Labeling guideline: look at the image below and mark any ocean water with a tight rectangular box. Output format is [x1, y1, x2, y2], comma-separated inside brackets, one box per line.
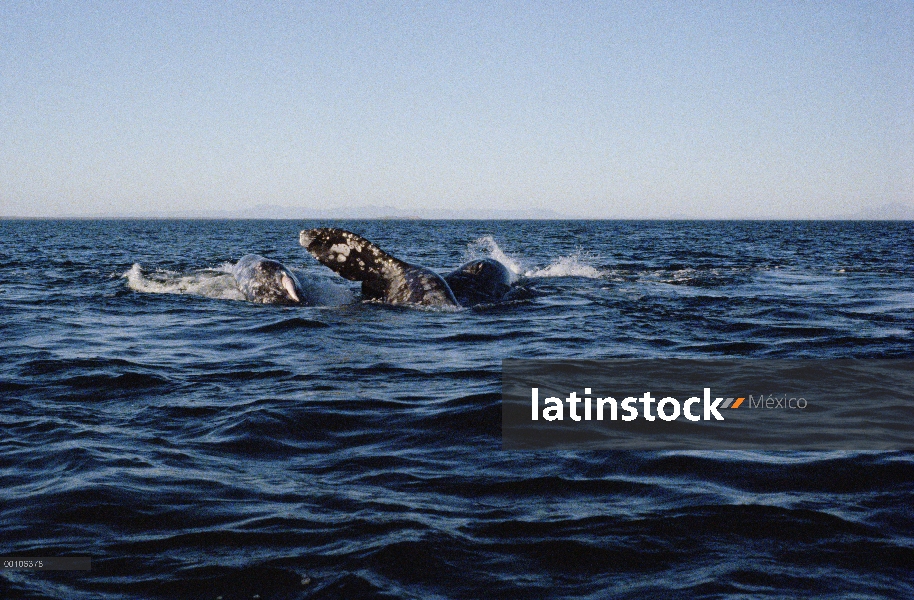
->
[0, 219, 912, 599]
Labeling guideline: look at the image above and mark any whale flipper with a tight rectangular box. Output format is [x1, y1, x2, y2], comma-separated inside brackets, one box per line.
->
[232, 254, 305, 305]
[299, 228, 459, 308]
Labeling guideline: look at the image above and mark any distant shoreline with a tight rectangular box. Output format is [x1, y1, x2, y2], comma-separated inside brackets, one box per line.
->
[3, 216, 913, 222]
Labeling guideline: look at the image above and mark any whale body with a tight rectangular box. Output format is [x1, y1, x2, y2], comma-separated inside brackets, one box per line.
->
[299, 229, 459, 307]
[299, 228, 526, 308]
[232, 254, 305, 305]
[444, 258, 513, 306]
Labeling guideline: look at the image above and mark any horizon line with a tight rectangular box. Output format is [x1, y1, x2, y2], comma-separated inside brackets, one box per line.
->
[3, 216, 913, 222]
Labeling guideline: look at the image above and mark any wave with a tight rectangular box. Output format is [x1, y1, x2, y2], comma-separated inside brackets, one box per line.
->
[467, 236, 604, 279]
[246, 317, 331, 333]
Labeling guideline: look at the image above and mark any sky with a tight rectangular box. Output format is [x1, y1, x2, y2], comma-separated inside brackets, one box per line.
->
[1, 1, 912, 218]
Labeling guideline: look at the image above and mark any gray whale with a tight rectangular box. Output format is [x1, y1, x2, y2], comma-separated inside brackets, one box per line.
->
[444, 257, 514, 306]
[232, 254, 305, 305]
[299, 228, 522, 308]
[299, 229, 458, 307]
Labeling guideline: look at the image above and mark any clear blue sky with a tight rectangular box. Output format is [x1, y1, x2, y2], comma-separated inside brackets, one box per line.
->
[1, 1, 911, 218]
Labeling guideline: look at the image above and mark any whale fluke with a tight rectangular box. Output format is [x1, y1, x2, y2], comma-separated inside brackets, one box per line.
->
[299, 228, 459, 307]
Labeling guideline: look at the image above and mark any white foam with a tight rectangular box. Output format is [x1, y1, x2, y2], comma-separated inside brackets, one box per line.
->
[123, 263, 246, 301]
[525, 253, 604, 278]
[466, 236, 604, 279]
[123, 262, 356, 306]
[466, 236, 524, 280]
[296, 271, 356, 306]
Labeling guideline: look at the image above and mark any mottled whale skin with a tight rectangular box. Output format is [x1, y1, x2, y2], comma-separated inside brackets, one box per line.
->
[299, 228, 460, 307]
[299, 228, 529, 308]
[232, 254, 305, 305]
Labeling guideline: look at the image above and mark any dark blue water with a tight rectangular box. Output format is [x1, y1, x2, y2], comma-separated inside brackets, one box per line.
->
[1, 220, 912, 599]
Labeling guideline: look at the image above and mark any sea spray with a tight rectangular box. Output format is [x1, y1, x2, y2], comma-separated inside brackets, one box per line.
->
[465, 236, 524, 282]
[122, 263, 244, 300]
[466, 236, 605, 279]
[123, 262, 355, 306]
[525, 252, 604, 278]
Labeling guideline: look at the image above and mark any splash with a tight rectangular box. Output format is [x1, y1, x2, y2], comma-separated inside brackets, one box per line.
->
[465, 236, 524, 280]
[123, 263, 355, 306]
[525, 253, 604, 278]
[300, 272, 356, 306]
[123, 264, 246, 301]
[466, 237, 604, 279]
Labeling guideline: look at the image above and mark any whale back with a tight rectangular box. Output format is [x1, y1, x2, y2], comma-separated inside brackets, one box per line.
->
[444, 258, 513, 306]
[299, 228, 459, 307]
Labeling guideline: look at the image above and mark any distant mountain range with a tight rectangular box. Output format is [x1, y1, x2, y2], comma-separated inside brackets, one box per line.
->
[52, 204, 578, 220]
[8, 202, 914, 220]
[843, 202, 914, 220]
